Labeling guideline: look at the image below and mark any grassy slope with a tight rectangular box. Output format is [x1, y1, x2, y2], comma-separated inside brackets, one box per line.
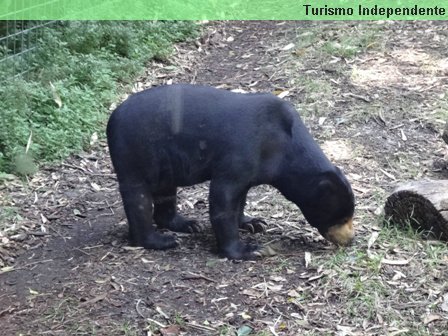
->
[0, 21, 198, 175]
[283, 21, 448, 335]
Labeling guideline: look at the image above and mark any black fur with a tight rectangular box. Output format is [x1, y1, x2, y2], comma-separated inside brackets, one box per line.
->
[107, 84, 354, 259]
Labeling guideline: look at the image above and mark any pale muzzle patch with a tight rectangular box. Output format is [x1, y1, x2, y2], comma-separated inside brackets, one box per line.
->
[325, 218, 354, 246]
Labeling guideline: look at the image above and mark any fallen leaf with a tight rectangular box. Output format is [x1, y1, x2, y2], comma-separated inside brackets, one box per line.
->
[380, 169, 396, 180]
[336, 325, 353, 336]
[268, 284, 283, 291]
[367, 232, 379, 249]
[50, 82, 63, 108]
[259, 245, 277, 257]
[160, 325, 181, 336]
[381, 259, 410, 265]
[348, 173, 362, 180]
[343, 92, 371, 102]
[423, 313, 441, 325]
[184, 199, 194, 209]
[392, 270, 406, 281]
[268, 325, 279, 336]
[388, 329, 409, 336]
[1, 266, 14, 274]
[271, 212, 283, 218]
[281, 43, 295, 51]
[90, 132, 98, 146]
[10, 233, 27, 241]
[252, 282, 283, 292]
[241, 289, 258, 297]
[25, 131, 33, 154]
[276, 90, 290, 99]
[307, 273, 325, 282]
[231, 88, 248, 94]
[80, 293, 107, 306]
[156, 306, 169, 319]
[141, 257, 154, 264]
[270, 275, 286, 282]
[400, 128, 407, 141]
[237, 325, 253, 336]
[373, 206, 383, 216]
[304, 251, 311, 268]
[91, 182, 101, 191]
[287, 289, 300, 298]
[211, 297, 227, 303]
[122, 246, 143, 251]
[441, 293, 448, 312]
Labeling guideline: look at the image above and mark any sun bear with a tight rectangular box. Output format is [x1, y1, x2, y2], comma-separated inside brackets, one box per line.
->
[107, 84, 355, 260]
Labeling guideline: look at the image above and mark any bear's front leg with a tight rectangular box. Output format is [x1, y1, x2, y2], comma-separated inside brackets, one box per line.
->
[209, 180, 260, 260]
[238, 194, 266, 233]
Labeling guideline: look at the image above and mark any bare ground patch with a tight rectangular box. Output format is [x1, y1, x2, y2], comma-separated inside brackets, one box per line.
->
[1, 21, 447, 335]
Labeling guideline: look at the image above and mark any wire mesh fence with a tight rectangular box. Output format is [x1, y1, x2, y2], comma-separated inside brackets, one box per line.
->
[0, 20, 58, 81]
[0, 0, 65, 81]
[0, 0, 109, 82]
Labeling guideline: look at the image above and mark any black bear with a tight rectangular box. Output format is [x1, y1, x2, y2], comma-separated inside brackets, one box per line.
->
[107, 84, 355, 260]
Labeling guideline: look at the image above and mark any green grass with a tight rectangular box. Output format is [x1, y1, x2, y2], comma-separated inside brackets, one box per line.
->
[294, 23, 383, 60]
[321, 28, 380, 58]
[432, 92, 448, 123]
[0, 206, 20, 230]
[288, 22, 390, 123]
[121, 322, 139, 336]
[172, 312, 187, 327]
[301, 77, 333, 105]
[310, 212, 447, 332]
[289, 76, 335, 120]
[0, 186, 23, 231]
[0, 21, 198, 175]
[294, 29, 320, 50]
[271, 258, 293, 273]
[40, 297, 144, 335]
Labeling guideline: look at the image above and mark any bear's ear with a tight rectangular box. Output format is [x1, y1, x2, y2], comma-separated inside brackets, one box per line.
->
[279, 110, 294, 137]
[317, 179, 336, 197]
[334, 166, 347, 177]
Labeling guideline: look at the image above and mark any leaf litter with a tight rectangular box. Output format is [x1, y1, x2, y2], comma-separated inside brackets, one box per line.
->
[0, 21, 447, 335]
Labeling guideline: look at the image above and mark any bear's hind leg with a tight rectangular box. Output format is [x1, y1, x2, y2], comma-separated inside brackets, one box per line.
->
[119, 182, 177, 250]
[153, 187, 201, 233]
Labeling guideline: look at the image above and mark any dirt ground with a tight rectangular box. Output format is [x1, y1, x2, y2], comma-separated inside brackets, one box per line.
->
[1, 21, 447, 335]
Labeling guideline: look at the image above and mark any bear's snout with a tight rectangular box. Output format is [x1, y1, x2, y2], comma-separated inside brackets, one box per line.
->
[324, 218, 354, 246]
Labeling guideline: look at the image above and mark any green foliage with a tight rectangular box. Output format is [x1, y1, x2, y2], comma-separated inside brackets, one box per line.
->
[0, 205, 21, 230]
[0, 21, 198, 174]
[320, 26, 381, 58]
